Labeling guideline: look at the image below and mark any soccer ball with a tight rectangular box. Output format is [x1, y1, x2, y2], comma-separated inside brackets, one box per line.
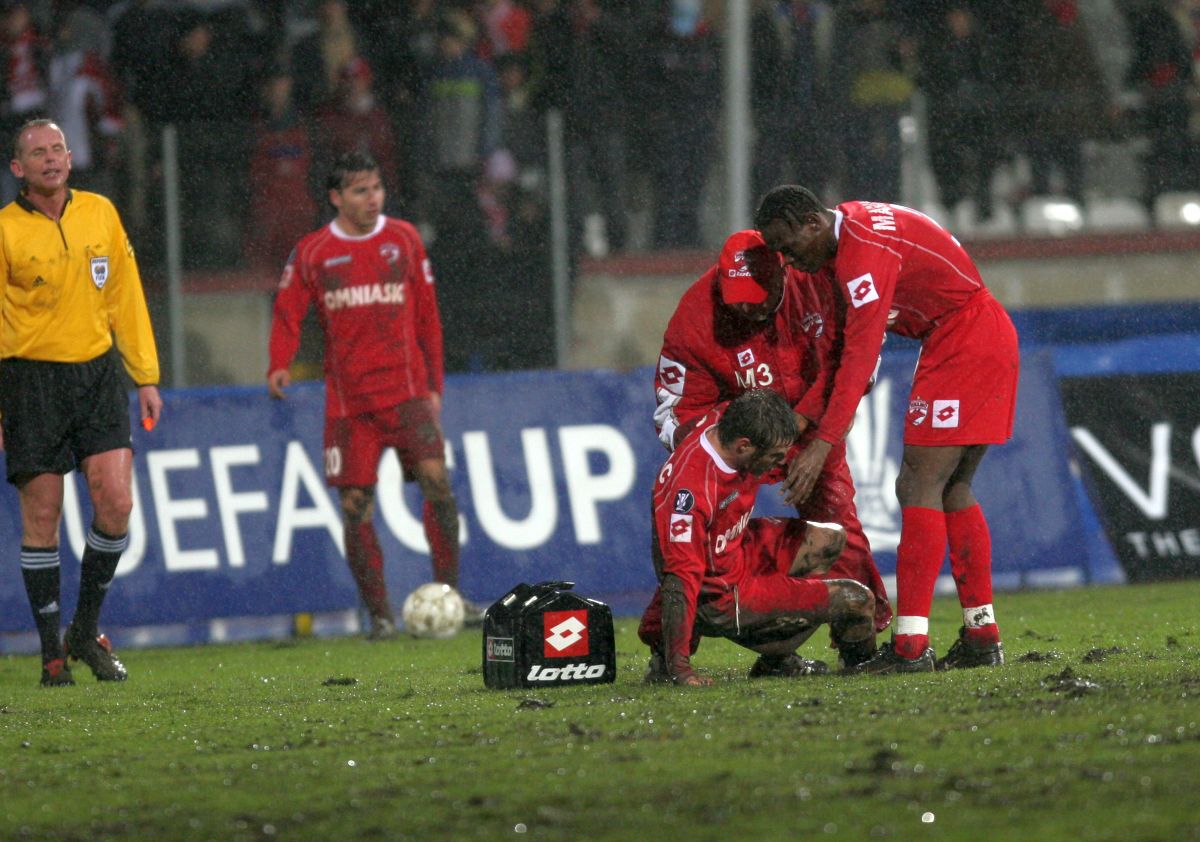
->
[401, 582, 466, 639]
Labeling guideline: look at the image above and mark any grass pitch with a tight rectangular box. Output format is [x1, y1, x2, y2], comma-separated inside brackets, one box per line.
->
[2, 581, 1199, 841]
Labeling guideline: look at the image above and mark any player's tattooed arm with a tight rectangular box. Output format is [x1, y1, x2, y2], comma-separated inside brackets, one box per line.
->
[660, 574, 713, 686]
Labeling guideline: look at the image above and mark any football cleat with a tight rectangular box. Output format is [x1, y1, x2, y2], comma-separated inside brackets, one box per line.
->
[366, 615, 399, 641]
[841, 642, 935, 675]
[936, 627, 1005, 670]
[64, 627, 127, 681]
[40, 657, 75, 687]
[643, 649, 671, 684]
[748, 653, 829, 678]
[461, 598, 487, 629]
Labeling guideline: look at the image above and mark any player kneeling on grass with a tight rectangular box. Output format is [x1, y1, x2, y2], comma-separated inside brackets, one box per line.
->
[638, 389, 876, 686]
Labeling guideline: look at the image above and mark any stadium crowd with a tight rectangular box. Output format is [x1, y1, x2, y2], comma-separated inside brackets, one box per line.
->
[3, 0, 1198, 370]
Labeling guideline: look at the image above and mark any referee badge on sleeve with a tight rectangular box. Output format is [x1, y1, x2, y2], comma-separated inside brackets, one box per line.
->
[90, 256, 109, 289]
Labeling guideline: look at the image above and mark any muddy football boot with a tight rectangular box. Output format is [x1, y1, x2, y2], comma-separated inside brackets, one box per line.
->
[749, 653, 829, 678]
[936, 627, 1005, 670]
[367, 616, 399, 641]
[40, 657, 75, 687]
[64, 626, 127, 681]
[841, 642, 935, 675]
[643, 649, 671, 684]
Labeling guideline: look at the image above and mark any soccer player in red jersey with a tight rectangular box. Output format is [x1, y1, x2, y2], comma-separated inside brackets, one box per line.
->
[267, 151, 473, 639]
[755, 185, 1018, 673]
[651, 229, 892, 669]
[639, 389, 877, 686]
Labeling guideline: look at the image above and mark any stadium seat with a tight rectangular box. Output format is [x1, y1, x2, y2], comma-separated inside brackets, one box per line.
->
[1085, 197, 1151, 232]
[1153, 192, 1200, 230]
[1021, 196, 1084, 236]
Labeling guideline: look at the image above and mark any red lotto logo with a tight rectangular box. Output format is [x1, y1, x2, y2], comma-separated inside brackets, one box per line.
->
[543, 610, 589, 658]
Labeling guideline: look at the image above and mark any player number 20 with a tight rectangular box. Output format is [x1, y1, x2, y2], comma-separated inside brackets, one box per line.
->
[324, 446, 343, 478]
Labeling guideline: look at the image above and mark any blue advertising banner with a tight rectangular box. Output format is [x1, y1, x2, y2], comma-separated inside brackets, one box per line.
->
[0, 347, 1110, 644]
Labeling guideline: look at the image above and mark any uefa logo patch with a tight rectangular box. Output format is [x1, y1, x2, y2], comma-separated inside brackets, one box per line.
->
[543, 610, 589, 658]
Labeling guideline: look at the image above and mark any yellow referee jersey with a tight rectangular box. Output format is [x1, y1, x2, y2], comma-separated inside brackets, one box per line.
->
[0, 189, 159, 385]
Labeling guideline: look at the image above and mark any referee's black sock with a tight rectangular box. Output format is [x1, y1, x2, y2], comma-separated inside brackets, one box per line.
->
[21, 546, 63, 661]
[74, 526, 128, 638]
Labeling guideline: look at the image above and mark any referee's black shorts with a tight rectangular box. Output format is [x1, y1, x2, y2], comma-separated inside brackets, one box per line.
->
[0, 351, 133, 485]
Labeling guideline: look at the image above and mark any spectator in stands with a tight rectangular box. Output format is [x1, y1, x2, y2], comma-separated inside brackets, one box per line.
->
[1124, 1, 1197, 214]
[1015, 0, 1110, 206]
[162, 12, 255, 269]
[829, 0, 915, 201]
[751, 1, 834, 202]
[919, 4, 1005, 222]
[291, 0, 359, 116]
[475, 0, 533, 60]
[0, 2, 48, 204]
[313, 56, 400, 206]
[426, 9, 501, 239]
[245, 68, 317, 271]
[48, 6, 121, 197]
[641, 0, 720, 249]
[530, 0, 632, 255]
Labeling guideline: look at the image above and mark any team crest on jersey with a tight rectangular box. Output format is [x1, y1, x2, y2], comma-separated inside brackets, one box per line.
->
[674, 489, 695, 513]
[908, 399, 929, 426]
[669, 513, 693, 543]
[801, 311, 824, 337]
[736, 349, 755, 367]
[657, 355, 687, 396]
[380, 243, 401, 264]
[846, 273, 879, 308]
[932, 399, 960, 428]
[90, 256, 109, 289]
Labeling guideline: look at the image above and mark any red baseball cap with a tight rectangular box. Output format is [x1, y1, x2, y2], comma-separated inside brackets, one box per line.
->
[718, 230, 778, 305]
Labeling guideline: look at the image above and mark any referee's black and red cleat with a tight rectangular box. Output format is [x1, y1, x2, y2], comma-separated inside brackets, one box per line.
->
[40, 657, 75, 687]
[936, 627, 1005, 670]
[64, 626, 128, 681]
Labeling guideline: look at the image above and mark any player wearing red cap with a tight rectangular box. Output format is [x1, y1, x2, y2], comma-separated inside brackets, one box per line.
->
[643, 389, 877, 686]
[755, 186, 1018, 674]
[267, 151, 476, 639]
[648, 229, 891, 672]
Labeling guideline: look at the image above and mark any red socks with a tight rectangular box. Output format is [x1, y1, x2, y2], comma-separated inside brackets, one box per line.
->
[946, 504, 1000, 645]
[424, 499, 461, 587]
[344, 520, 391, 620]
[893, 506, 946, 659]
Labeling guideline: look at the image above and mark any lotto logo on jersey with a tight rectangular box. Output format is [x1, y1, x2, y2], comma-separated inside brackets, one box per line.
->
[737, 349, 755, 367]
[847, 273, 879, 307]
[657, 355, 687, 395]
[543, 610, 589, 658]
[669, 513, 693, 543]
[933, 400, 960, 428]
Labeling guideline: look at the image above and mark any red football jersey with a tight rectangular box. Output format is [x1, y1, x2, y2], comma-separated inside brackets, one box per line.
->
[817, 200, 991, 445]
[651, 414, 767, 647]
[653, 266, 840, 449]
[268, 215, 444, 417]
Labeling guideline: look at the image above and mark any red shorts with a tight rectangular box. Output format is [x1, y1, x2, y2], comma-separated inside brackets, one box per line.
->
[697, 518, 832, 638]
[324, 397, 444, 487]
[905, 293, 1019, 446]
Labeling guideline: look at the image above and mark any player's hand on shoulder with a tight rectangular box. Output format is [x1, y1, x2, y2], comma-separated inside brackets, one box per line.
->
[267, 369, 291, 399]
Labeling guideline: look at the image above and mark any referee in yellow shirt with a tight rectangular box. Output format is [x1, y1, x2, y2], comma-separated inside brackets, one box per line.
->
[0, 119, 162, 687]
